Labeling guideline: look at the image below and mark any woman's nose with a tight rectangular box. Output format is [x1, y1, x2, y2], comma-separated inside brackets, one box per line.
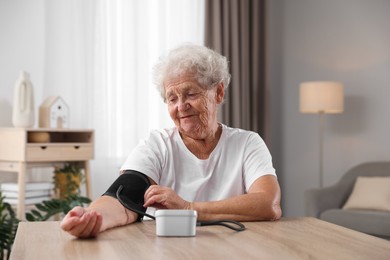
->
[178, 99, 189, 111]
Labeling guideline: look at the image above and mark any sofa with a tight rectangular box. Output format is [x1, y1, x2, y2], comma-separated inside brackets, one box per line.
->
[305, 161, 390, 239]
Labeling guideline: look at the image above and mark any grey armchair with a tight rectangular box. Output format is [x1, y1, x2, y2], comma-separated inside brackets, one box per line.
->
[305, 161, 390, 239]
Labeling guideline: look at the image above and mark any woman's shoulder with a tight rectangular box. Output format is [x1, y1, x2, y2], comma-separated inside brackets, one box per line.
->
[145, 126, 178, 144]
[221, 124, 266, 149]
[149, 126, 176, 137]
[222, 124, 259, 138]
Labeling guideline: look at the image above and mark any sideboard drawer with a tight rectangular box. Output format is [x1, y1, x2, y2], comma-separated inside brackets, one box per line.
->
[0, 161, 19, 171]
[26, 144, 94, 162]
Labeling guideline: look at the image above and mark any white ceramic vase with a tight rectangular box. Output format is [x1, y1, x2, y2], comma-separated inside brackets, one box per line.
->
[12, 71, 35, 128]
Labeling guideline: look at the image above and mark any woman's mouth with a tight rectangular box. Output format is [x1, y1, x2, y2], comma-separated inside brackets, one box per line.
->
[179, 114, 194, 119]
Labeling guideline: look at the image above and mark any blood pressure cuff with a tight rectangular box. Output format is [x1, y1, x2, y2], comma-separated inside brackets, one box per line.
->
[102, 170, 151, 221]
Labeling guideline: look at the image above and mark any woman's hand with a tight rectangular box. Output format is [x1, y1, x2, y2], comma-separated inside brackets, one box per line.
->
[143, 185, 191, 210]
[60, 206, 103, 238]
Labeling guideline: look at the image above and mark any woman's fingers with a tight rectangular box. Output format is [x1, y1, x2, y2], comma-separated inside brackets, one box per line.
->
[144, 185, 167, 207]
[60, 207, 103, 238]
[144, 185, 189, 209]
[67, 212, 92, 237]
[78, 211, 101, 238]
[144, 185, 159, 200]
[144, 194, 167, 208]
[90, 213, 103, 237]
[60, 206, 85, 232]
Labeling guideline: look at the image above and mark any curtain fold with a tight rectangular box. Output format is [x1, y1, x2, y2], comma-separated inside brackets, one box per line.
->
[204, 0, 267, 138]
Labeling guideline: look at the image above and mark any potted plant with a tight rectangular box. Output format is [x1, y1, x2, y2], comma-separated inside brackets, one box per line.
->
[25, 193, 91, 222]
[53, 163, 83, 199]
[25, 163, 91, 221]
[0, 192, 19, 260]
[1, 164, 91, 257]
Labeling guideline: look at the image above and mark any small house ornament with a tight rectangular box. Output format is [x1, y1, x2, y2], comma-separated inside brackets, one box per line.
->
[39, 96, 69, 128]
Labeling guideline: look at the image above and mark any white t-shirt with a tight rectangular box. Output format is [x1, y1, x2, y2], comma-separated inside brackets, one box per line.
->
[120, 124, 276, 202]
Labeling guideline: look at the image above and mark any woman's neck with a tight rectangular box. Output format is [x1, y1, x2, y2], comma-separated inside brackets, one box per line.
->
[180, 124, 222, 160]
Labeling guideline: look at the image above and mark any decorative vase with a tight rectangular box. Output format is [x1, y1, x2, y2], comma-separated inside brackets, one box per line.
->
[12, 71, 35, 128]
[54, 172, 81, 199]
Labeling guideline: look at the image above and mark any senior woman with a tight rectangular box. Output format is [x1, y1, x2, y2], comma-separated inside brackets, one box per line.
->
[61, 44, 282, 238]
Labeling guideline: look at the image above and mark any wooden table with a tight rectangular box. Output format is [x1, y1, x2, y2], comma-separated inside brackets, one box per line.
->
[10, 217, 390, 259]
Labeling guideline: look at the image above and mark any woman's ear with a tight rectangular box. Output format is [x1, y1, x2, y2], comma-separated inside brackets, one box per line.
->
[216, 82, 225, 104]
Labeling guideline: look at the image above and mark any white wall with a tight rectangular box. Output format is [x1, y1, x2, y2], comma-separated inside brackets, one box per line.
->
[0, 0, 92, 129]
[0, 0, 45, 127]
[0, 0, 92, 185]
[268, 0, 390, 216]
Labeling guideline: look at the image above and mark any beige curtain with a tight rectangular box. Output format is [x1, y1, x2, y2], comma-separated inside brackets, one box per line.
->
[204, 0, 267, 137]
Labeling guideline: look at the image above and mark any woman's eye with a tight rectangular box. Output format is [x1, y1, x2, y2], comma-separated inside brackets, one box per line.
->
[188, 93, 198, 97]
[168, 97, 177, 103]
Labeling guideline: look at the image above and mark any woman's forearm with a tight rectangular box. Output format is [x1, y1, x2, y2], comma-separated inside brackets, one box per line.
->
[190, 175, 282, 221]
[190, 192, 281, 221]
[89, 195, 138, 231]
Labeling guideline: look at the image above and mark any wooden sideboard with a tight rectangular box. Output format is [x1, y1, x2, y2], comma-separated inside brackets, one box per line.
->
[0, 127, 94, 219]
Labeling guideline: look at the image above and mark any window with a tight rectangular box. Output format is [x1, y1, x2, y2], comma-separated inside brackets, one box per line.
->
[89, 0, 205, 196]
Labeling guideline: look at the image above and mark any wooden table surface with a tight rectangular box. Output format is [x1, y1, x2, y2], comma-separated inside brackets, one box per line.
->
[10, 217, 390, 260]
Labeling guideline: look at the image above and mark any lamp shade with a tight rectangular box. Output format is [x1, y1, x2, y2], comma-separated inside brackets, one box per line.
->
[300, 81, 344, 114]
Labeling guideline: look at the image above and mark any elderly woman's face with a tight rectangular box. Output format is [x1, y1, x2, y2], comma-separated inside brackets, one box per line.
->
[165, 75, 223, 138]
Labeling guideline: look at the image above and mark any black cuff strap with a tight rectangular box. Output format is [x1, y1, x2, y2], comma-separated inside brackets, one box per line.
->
[102, 170, 246, 231]
[102, 170, 151, 222]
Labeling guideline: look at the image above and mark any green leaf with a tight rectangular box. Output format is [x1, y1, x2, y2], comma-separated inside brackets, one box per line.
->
[43, 200, 61, 209]
[26, 213, 38, 222]
[35, 203, 49, 212]
[0, 191, 20, 259]
[31, 209, 43, 218]
[79, 197, 92, 204]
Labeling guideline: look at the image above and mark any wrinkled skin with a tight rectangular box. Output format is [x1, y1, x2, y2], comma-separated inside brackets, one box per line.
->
[164, 74, 224, 159]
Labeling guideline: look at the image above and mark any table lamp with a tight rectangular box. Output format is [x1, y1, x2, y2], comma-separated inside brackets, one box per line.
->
[300, 81, 344, 187]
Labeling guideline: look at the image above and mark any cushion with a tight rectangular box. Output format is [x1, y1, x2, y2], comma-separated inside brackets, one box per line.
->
[320, 209, 390, 237]
[342, 176, 390, 211]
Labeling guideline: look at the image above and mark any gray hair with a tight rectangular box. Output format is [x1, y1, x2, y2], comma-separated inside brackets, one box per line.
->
[153, 44, 231, 102]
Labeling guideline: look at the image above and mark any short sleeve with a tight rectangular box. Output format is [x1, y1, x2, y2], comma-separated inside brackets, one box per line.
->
[120, 131, 168, 184]
[243, 133, 276, 191]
